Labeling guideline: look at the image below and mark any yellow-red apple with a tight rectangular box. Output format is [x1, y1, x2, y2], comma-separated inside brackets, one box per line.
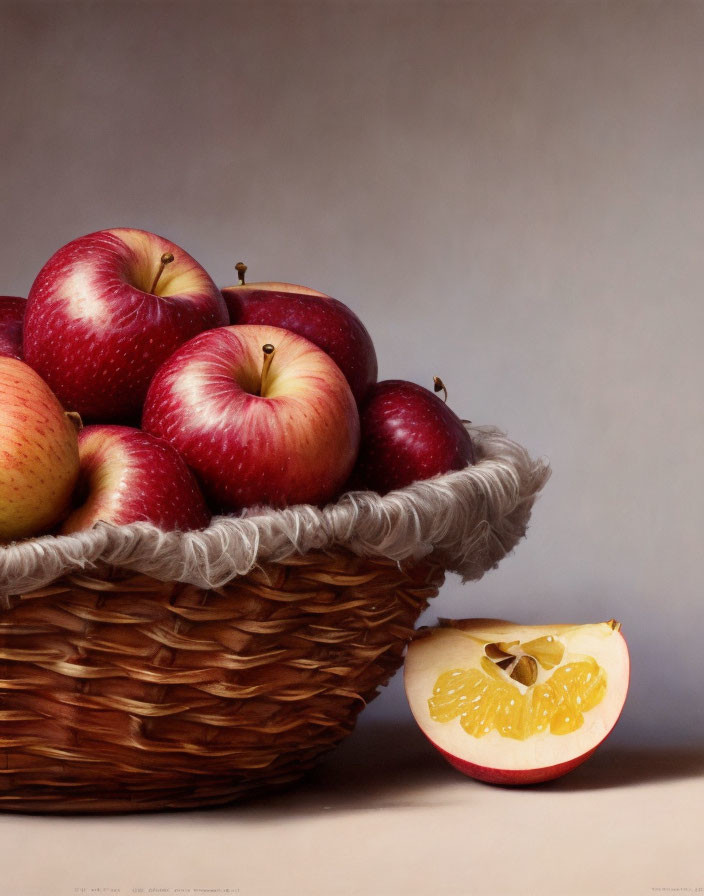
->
[0, 357, 80, 541]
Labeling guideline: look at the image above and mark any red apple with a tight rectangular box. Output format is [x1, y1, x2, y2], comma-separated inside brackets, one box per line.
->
[0, 296, 26, 359]
[23, 229, 228, 421]
[352, 379, 475, 494]
[405, 619, 630, 785]
[60, 425, 210, 534]
[225, 262, 329, 300]
[142, 324, 360, 511]
[0, 357, 80, 541]
[222, 264, 377, 403]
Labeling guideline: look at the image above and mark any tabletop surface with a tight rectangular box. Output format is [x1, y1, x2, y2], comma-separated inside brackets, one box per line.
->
[1, 716, 701, 896]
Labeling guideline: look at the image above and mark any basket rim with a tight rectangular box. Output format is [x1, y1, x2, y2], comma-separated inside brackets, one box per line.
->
[0, 425, 549, 598]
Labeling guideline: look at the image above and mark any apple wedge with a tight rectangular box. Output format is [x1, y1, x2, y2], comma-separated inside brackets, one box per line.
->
[405, 618, 630, 785]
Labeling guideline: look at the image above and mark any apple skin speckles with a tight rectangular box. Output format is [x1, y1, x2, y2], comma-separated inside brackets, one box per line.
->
[60, 425, 210, 533]
[351, 379, 475, 494]
[222, 286, 377, 404]
[142, 325, 360, 512]
[0, 357, 80, 541]
[23, 229, 228, 422]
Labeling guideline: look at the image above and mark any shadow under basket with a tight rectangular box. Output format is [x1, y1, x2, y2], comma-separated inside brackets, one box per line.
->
[0, 427, 549, 813]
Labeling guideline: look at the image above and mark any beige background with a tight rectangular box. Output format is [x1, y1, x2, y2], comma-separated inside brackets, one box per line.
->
[0, 1, 702, 893]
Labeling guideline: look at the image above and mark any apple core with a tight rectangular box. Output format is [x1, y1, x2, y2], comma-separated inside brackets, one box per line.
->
[429, 646, 608, 740]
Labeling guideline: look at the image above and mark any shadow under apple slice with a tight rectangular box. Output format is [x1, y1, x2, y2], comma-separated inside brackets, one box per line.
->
[229, 719, 704, 817]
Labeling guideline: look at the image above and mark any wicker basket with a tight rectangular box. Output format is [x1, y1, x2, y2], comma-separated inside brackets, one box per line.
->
[0, 427, 548, 813]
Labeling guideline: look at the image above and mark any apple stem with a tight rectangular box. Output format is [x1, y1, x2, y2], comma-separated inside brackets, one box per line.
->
[433, 376, 448, 403]
[260, 343, 275, 395]
[65, 411, 83, 432]
[150, 252, 175, 294]
[235, 261, 248, 285]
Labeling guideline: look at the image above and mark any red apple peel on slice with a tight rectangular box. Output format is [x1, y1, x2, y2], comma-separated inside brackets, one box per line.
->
[404, 618, 630, 785]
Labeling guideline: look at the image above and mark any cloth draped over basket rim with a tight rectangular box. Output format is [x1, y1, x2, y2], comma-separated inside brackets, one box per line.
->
[0, 426, 550, 599]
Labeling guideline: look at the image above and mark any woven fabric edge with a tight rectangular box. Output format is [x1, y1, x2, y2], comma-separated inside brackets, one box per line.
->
[0, 426, 550, 596]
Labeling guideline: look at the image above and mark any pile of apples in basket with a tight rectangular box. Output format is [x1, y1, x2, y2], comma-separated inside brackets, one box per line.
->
[0, 227, 629, 785]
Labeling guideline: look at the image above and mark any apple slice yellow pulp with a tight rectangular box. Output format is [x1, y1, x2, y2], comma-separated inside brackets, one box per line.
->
[404, 619, 630, 784]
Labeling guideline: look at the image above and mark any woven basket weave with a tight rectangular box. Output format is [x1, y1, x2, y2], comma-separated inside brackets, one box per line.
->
[0, 427, 548, 813]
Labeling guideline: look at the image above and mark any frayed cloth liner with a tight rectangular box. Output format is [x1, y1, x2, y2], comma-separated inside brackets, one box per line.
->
[0, 427, 549, 599]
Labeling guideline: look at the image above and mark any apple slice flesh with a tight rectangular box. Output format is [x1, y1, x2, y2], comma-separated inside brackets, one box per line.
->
[404, 618, 629, 785]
